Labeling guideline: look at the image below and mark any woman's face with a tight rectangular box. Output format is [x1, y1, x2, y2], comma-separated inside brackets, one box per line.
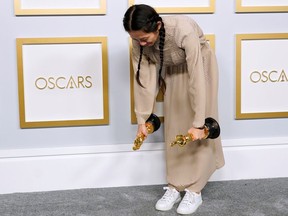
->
[129, 30, 159, 47]
[129, 22, 161, 47]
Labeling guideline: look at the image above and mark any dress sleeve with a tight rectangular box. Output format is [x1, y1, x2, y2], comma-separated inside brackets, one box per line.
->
[131, 41, 158, 124]
[177, 25, 206, 128]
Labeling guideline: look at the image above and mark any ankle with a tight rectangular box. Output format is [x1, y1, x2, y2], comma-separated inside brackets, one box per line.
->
[185, 189, 201, 195]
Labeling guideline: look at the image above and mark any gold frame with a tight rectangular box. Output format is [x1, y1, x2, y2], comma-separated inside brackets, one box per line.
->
[236, 33, 288, 119]
[130, 34, 215, 124]
[17, 37, 109, 128]
[236, 0, 288, 13]
[14, 0, 106, 15]
[128, 0, 215, 14]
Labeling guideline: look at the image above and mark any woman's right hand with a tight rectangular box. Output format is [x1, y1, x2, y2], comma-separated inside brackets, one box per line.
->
[188, 126, 205, 141]
[137, 124, 148, 137]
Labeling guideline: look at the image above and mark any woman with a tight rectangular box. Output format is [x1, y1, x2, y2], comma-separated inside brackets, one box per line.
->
[123, 4, 225, 215]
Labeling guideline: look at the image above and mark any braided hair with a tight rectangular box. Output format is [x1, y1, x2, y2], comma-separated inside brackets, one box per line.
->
[123, 4, 166, 92]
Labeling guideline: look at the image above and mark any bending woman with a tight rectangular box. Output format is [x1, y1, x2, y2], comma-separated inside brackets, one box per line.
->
[123, 4, 225, 215]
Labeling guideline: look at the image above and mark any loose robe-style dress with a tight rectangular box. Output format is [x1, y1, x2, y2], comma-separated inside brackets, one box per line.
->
[131, 16, 225, 192]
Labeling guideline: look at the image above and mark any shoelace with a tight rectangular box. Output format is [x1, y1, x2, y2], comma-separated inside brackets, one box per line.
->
[161, 187, 177, 201]
[181, 189, 196, 206]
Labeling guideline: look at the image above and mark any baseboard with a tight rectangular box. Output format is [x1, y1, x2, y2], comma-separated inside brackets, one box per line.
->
[1, 137, 288, 194]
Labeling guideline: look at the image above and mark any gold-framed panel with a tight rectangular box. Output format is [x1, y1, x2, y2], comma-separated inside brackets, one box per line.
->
[128, 0, 215, 14]
[236, 33, 288, 119]
[130, 34, 215, 124]
[14, 0, 106, 15]
[17, 37, 109, 128]
[236, 0, 288, 13]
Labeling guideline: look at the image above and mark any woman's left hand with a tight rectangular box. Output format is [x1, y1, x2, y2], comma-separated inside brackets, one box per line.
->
[188, 127, 205, 141]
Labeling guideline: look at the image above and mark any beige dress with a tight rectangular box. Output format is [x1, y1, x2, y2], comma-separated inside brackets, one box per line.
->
[131, 16, 225, 192]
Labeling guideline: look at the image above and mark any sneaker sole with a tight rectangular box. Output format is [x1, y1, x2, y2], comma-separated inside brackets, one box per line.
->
[176, 200, 203, 215]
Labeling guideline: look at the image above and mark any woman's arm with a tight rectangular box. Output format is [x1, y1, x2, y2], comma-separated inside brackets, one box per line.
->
[131, 41, 158, 125]
[178, 26, 207, 129]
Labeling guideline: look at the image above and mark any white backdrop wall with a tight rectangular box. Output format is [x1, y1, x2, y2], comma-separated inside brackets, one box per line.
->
[0, 1, 288, 194]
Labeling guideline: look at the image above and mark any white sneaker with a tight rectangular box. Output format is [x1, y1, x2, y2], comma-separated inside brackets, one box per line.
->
[155, 187, 181, 211]
[176, 189, 203, 215]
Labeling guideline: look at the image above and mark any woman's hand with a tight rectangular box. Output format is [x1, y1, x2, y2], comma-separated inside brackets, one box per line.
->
[188, 126, 205, 141]
[137, 124, 148, 137]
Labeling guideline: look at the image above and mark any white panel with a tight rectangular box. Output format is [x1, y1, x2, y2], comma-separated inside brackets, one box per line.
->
[23, 43, 104, 121]
[210, 144, 288, 181]
[0, 146, 166, 194]
[1, 138, 288, 194]
[21, 0, 101, 9]
[133, 0, 210, 7]
[154, 101, 164, 117]
[241, 39, 288, 113]
[241, 0, 288, 7]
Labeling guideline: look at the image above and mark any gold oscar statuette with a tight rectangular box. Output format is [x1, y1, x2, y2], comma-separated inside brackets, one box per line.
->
[170, 117, 220, 147]
[133, 113, 161, 151]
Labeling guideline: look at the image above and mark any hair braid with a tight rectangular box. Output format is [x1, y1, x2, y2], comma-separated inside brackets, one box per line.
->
[158, 20, 166, 93]
[123, 4, 166, 90]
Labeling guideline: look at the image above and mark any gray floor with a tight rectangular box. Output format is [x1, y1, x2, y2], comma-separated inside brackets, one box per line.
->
[0, 178, 287, 216]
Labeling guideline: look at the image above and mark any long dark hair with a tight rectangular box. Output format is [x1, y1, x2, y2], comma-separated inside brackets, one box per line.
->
[123, 4, 166, 92]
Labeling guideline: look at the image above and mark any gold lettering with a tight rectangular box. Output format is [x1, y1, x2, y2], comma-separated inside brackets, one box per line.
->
[77, 76, 85, 88]
[250, 71, 261, 83]
[278, 69, 288, 82]
[35, 77, 47, 90]
[56, 77, 65, 89]
[35, 75, 93, 90]
[261, 71, 268, 83]
[66, 76, 78, 89]
[48, 77, 56, 89]
[269, 70, 277, 82]
[250, 69, 287, 83]
[85, 76, 93, 88]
